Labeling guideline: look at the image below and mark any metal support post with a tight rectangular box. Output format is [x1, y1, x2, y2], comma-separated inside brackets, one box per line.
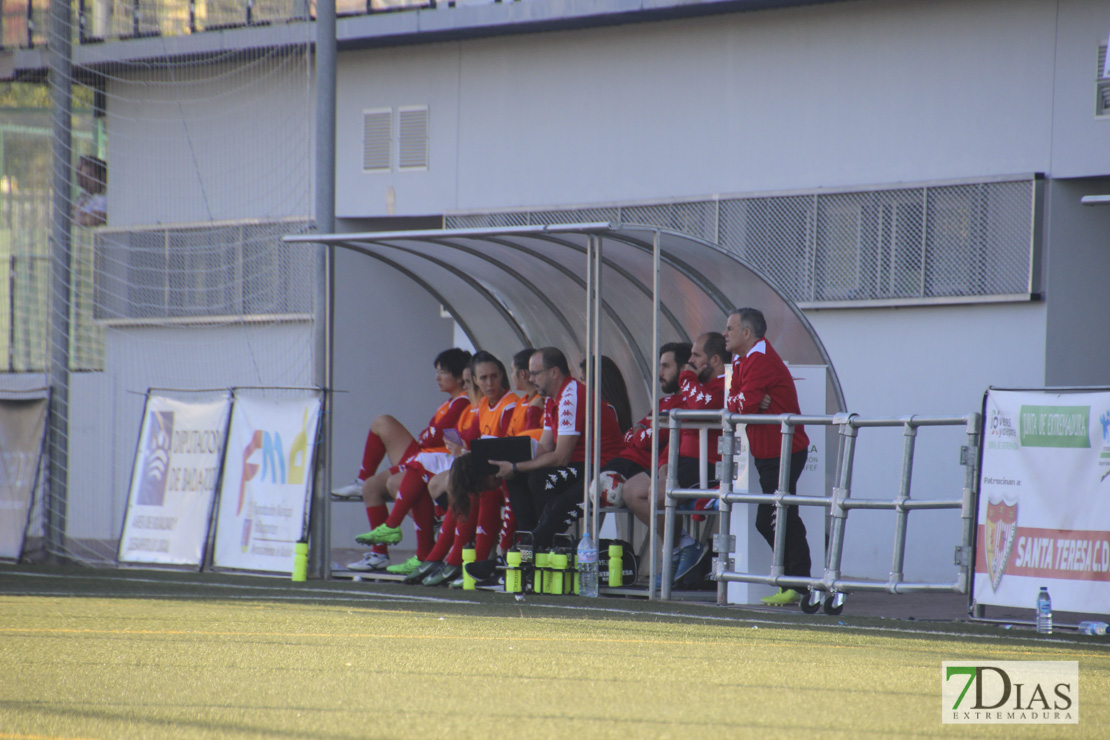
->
[823, 415, 858, 589]
[888, 417, 918, 587]
[47, 0, 74, 562]
[769, 418, 795, 582]
[311, 0, 337, 579]
[716, 421, 736, 605]
[956, 412, 981, 593]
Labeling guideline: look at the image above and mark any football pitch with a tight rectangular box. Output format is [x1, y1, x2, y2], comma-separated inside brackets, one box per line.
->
[1, 566, 1106, 739]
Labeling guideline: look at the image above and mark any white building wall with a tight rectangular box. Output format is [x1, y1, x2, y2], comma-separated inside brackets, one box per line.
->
[805, 302, 1047, 580]
[337, 0, 1073, 217]
[328, 0, 1092, 582]
[66, 323, 314, 541]
[107, 60, 314, 228]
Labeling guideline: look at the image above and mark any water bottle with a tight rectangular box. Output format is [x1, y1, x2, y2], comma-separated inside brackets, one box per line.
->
[549, 552, 568, 594]
[534, 551, 549, 594]
[577, 532, 599, 598]
[608, 543, 623, 587]
[1077, 620, 1108, 636]
[504, 548, 522, 593]
[462, 547, 476, 591]
[1035, 586, 1052, 634]
[291, 541, 308, 582]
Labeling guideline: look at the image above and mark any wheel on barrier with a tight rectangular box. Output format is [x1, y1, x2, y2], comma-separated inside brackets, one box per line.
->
[800, 590, 822, 614]
[823, 593, 845, 616]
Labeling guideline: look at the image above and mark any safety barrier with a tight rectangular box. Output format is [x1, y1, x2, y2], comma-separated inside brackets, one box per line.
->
[659, 409, 981, 613]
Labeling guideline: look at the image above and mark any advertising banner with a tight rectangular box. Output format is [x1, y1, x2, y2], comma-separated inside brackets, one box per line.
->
[0, 392, 49, 560]
[119, 392, 231, 566]
[974, 388, 1110, 613]
[212, 393, 321, 574]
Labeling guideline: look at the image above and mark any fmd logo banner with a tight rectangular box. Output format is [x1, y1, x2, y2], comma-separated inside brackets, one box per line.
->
[942, 661, 1078, 724]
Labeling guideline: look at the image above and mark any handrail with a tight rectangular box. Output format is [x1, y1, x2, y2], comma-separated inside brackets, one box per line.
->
[658, 408, 981, 614]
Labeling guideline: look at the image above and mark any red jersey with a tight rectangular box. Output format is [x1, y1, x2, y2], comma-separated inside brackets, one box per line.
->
[543, 375, 587, 463]
[541, 376, 625, 465]
[617, 393, 683, 470]
[677, 369, 725, 462]
[727, 338, 809, 459]
[415, 394, 471, 453]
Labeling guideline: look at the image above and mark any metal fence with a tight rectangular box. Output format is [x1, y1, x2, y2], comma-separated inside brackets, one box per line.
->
[447, 176, 1039, 308]
[93, 218, 314, 323]
[660, 408, 981, 614]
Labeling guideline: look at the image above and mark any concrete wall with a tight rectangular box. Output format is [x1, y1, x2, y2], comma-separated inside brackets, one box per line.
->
[1043, 178, 1110, 387]
[335, 0, 1090, 218]
[1049, 1, 1110, 178]
[107, 58, 314, 228]
[64, 323, 313, 541]
[328, 237, 461, 550]
[804, 302, 1047, 579]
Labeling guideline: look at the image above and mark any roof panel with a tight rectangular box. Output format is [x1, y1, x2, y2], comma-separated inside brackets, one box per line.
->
[287, 223, 844, 413]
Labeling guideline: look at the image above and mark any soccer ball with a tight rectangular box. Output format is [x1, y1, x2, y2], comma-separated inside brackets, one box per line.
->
[595, 470, 627, 508]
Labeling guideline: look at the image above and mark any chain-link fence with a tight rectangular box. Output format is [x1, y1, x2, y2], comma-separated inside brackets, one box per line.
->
[446, 177, 1039, 306]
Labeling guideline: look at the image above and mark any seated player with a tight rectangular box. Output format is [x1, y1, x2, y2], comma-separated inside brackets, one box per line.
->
[410, 352, 518, 586]
[342, 348, 472, 574]
[623, 333, 729, 585]
[490, 347, 624, 552]
[496, 347, 545, 555]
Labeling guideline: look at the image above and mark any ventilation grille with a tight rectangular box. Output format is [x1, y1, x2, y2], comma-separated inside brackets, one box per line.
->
[362, 109, 392, 172]
[398, 106, 429, 170]
[1098, 44, 1110, 117]
[446, 177, 1039, 307]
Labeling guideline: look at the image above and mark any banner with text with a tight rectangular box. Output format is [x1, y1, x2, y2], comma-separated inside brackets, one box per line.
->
[212, 393, 321, 574]
[119, 392, 231, 566]
[974, 388, 1110, 613]
[0, 392, 49, 560]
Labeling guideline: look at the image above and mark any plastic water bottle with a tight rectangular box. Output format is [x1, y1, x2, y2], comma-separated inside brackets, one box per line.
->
[1077, 620, 1108, 636]
[577, 533, 599, 598]
[1035, 586, 1052, 634]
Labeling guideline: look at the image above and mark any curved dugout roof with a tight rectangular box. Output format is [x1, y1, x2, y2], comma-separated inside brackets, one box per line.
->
[287, 223, 845, 415]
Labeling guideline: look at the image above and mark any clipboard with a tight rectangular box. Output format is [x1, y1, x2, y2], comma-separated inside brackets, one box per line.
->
[469, 436, 533, 476]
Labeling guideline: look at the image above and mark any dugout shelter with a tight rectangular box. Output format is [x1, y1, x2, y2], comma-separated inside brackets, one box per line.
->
[286, 223, 847, 575]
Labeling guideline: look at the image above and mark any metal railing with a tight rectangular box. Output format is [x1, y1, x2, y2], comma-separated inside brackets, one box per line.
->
[659, 409, 981, 614]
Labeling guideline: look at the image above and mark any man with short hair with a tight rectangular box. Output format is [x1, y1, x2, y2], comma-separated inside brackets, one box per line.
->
[725, 307, 811, 606]
[624, 333, 728, 584]
[490, 347, 621, 550]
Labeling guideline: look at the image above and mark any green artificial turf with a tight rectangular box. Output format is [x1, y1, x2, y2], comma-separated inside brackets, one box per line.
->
[0, 567, 1106, 739]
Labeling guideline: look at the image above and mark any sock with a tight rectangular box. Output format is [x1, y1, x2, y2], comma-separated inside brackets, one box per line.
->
[358, 431, 387, 480]
[677, 531, 696, 550]
[366, 504, 388, 556]
[386, 468, 427, 528]
[474, 489, 502, 560]
[446, 494, 480, 567]
[411, 493, 436, 561]
[499, 487, 516, 552]
[424, 510, 456, 563]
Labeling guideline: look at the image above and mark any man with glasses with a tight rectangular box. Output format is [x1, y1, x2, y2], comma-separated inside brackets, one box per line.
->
[491, 346, 621, 550]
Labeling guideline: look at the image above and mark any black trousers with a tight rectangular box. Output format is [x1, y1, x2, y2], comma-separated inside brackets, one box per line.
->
[753, 448, 811, 582]
[506, 463, 585, 551]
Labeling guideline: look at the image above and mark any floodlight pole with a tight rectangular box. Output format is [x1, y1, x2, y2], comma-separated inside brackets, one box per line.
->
[311, 0, 337, 579]
[46, 0, 73, 561]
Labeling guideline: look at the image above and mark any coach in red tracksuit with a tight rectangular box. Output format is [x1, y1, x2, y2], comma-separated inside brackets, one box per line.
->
[725, 307, 812, 606]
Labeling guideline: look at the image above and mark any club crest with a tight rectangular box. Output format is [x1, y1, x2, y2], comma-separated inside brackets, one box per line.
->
[985, 499, 1018, 591]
